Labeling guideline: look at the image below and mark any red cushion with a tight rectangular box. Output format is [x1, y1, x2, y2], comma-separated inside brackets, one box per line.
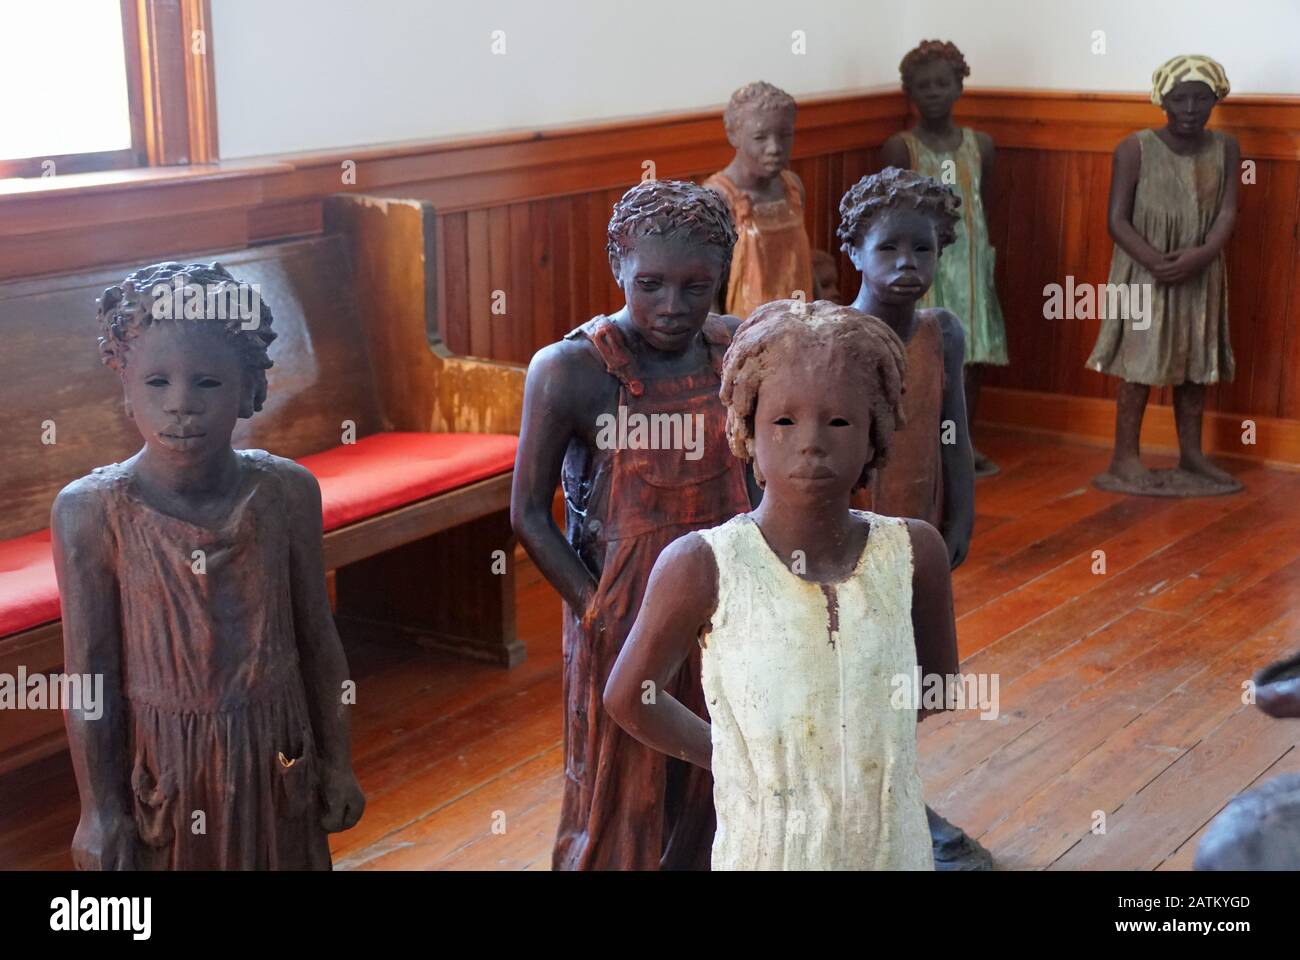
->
[0, 432, 517, 637]
[297, 431, 518, 532]
[0, 529, 59, 637]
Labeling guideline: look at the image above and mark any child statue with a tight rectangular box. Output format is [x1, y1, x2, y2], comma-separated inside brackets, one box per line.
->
[1190, 642, 1300, 868]
[52, 262, 365, 870]
[839, 167, 990, 869]
[811, 249, 842, 304]
[881, 40, 1008, 477]
[1195, 773, 1300, 870]
[1196, 653, 1300, 869]
[840, 168, 975, 568]
[1086, 55, 1241, 497]
[604, 300, 961, 869]
[510, 180, 755, 870]
[705, 81, 815, 318]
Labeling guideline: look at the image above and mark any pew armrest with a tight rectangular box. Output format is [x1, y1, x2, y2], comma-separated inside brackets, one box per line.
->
[430, 347, 526, 435]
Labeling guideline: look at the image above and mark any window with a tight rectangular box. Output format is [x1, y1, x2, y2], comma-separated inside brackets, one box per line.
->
[0, 0, 216, 179]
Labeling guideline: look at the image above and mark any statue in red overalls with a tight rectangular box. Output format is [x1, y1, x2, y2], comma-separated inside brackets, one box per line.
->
[511, 180, 755, 870]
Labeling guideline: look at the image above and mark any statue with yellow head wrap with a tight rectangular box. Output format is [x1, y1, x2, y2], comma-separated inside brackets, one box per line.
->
[1085, 54, 1242, 497]
[1150, 54, 1230, 106]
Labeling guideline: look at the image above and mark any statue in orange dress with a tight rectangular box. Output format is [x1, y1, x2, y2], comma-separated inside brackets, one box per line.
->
[705, 81, 814, 319]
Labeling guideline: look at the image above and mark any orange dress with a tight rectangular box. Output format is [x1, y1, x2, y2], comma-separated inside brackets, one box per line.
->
[704, 170, 814, 319]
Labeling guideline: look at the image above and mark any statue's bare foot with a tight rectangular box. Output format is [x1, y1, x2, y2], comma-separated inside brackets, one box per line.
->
[1177, 453, 1243, 491]
[1105, 457, 1165, 490]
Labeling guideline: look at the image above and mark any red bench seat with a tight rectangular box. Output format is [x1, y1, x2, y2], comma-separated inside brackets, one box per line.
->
[0, 431, 519, 637]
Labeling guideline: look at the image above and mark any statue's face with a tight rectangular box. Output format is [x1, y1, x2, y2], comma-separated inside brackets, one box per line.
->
[813, 257, 841, 302]
[849, 208, 939, 305]
[729, 104, 795, 180]
[752, 342, 874, 501]
[121, 322, 249, 460]
[610, 233, 726, 354]
[906, 58, 962, 121]
[1162, 80, 1217, 137]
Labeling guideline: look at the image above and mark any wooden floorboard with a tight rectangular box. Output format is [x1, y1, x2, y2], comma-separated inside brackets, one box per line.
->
[2, 427, 1298, 870]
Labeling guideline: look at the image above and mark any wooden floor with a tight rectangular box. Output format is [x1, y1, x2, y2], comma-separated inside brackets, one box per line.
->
[4, 427, 1300, 870]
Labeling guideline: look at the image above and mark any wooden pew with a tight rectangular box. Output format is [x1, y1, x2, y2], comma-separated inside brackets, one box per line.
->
[0, 194, 526, 774]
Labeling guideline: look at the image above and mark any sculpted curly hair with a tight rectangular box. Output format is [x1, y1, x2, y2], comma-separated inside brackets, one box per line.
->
[899, 39, 971, 89]
[723, 80, 797, 141]
[837, 167, 961, 256]
[720, 299, 907, 490]
[607, 179, 737, 277]
[96, 261, 277, 413]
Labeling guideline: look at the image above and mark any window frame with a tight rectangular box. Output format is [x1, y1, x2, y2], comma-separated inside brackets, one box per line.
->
[0, 0, 216, 179]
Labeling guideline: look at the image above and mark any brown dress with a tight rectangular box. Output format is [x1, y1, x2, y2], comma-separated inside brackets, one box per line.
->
[705, 170, 814, 319]
[89, 451, 331, 870]
[555, 314, 752, 870]
[871, 311, 945, 529]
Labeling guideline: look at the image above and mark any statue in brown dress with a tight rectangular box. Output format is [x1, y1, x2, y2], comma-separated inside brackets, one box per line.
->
[52, 262, 365, 870]
[705, 81, 814, 318]
[510, 180, 755, 870]
[839, 167, 990, 870]
[840, 168, 975, 567]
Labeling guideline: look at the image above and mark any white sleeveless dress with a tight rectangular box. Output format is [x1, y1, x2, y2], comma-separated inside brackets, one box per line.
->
[696, 510, 933, 871]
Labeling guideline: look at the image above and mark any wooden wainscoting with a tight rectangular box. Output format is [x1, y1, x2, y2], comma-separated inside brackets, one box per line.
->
[965, 91, 1300, 434]
[2, 87, 1298, 456]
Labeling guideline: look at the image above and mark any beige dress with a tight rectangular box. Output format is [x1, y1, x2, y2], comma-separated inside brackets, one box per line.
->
[1087, 128, 1233, 385]
[696, 511, 933, 871]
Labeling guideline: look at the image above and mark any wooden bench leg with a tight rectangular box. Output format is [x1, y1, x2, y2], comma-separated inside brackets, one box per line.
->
[332, 509, 525, 668]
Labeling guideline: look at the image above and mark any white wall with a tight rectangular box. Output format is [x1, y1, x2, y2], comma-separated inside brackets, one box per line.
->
[212, 0, 897, 159]
[899, 0, 1300, 96]
[212, 0, 1300, 160]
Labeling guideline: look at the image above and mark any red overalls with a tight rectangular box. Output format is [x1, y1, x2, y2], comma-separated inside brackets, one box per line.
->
[554, 314, 752, 870]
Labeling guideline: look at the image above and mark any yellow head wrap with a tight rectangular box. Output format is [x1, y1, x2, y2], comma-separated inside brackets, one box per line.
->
[1151, 55, 1230, 106]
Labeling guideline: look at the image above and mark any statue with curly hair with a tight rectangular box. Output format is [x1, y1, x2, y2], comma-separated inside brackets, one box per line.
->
[511, 180, 755, 870]
[51, 261, 365, 870]
[604, 299, 961, 869]
[840, 168, 993, 871]
[881, 39, 1008, 476]
[704, 81, 815, 318]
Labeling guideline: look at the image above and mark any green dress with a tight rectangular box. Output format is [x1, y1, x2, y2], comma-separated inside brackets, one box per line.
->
[901, 128, 1008, 366]
[1086, 129, 1233, 386]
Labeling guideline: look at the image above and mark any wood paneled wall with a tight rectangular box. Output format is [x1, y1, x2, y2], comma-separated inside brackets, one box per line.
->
[432, 149, 881, 364]
[3, 87, 1298, 451]
[970, 95, 1300, 424]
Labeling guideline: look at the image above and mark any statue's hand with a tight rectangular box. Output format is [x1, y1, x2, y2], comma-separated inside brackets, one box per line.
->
[319, 765, 366, 833]
[72, 807, 136, 871]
